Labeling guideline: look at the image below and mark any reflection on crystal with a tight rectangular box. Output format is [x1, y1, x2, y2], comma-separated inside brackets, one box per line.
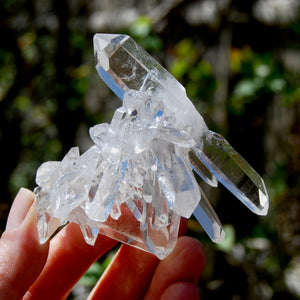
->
[189, 149, 218, 187]
[34, 33, 269, 259]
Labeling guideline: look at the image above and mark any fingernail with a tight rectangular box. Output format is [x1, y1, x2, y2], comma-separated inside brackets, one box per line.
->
[6, 188, 36, 232]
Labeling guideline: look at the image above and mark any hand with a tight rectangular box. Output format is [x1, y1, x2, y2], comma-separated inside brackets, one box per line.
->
[0, 188, 205, 300]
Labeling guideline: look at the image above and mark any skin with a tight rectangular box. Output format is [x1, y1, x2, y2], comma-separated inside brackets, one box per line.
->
[0, 188, 206, 300]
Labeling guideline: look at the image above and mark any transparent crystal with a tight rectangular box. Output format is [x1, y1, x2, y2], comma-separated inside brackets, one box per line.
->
[93, 33, 269, 234]
[194, 131, 269, 215]
[34, 34, 269, 259]
[35, 88, 201, 259]
[194, 186, 225, 243]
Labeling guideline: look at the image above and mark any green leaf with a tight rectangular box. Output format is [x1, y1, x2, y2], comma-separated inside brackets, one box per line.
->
[15, 96, 31, 111]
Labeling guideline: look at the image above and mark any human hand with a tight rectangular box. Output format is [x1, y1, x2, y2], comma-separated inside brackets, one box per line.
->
[0, 188, 205, 300]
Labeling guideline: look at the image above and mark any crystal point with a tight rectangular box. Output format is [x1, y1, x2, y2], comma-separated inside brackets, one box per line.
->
[193, 195, 225, 244]
[195, 131, 269, 216]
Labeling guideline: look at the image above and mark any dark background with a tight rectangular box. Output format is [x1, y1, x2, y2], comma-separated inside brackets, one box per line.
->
[0, 0, 299, 299]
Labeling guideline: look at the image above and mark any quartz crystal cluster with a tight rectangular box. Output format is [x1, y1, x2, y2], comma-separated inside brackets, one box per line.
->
[34, 33, 269, 259]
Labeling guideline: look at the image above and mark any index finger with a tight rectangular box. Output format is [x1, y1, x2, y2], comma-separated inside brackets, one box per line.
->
[24, 222, 118, 300]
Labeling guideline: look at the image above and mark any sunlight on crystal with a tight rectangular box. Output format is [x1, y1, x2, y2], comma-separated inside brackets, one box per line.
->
[35, 89, 201, 259]
[34, 33, 269, 259]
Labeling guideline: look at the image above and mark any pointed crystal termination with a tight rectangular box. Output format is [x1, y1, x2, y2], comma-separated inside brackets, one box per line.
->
[93, 33, 209, 141]
[195, 132, 269, 215]
[194, 186, 225, 243]
[94, 33, 269, 224]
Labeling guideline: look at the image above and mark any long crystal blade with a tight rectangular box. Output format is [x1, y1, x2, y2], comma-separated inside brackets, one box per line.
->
[93, 33, 269, 216]
[194, 131, 269, 215]
[193, 187, 225, 243]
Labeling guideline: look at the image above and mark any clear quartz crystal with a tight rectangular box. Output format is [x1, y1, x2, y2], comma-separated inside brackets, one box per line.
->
[34, 33, 269, 259]
[35, 89, 200, 259]
[93, 33, 269, 228]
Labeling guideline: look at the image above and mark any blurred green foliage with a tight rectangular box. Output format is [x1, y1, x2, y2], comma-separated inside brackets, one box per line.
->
[229, 47, 299, 115]
[79, 251, 115, 288]
[128, 16, 163, 51]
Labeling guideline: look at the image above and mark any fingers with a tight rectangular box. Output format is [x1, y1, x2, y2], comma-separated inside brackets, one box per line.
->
[85, 217, 187, 299]
[88, 243, 160, 300]
[0, 188, 205, 300]
[0, 188, 49, 299]
[5, 188, 35, 232]
[144, 236, 205, 300]
[160, 282, 200, 300]
[24, 222, 118, 300]
[25, 201, 183, 299]
[89, 235, 205, 300]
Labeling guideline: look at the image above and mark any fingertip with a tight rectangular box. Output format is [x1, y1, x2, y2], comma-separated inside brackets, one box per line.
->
[0, 190, 49, 299]
[145, 236, 205, 299]
[174, 236, 206, 277]
[6, 188, 36, 232]
[25, 223, 118, 299]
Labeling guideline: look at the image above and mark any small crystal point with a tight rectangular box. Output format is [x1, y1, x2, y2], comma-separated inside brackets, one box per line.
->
[193, 199, 225, 243]
[93, 33, 123, 52]
[80, 224, 99, 245]
[37, 212, 62, 243]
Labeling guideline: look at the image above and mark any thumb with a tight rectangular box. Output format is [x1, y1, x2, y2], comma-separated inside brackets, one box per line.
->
[0, 188, 49, 299]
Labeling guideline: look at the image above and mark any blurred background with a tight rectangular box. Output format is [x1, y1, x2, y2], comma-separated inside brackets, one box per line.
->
[0, 0, 299, 299]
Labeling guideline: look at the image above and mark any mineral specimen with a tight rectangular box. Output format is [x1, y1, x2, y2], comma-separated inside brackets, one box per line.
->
[34, 34, 269, 259]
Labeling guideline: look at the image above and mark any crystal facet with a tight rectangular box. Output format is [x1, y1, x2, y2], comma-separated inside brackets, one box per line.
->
[34, 33, 269, 259]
